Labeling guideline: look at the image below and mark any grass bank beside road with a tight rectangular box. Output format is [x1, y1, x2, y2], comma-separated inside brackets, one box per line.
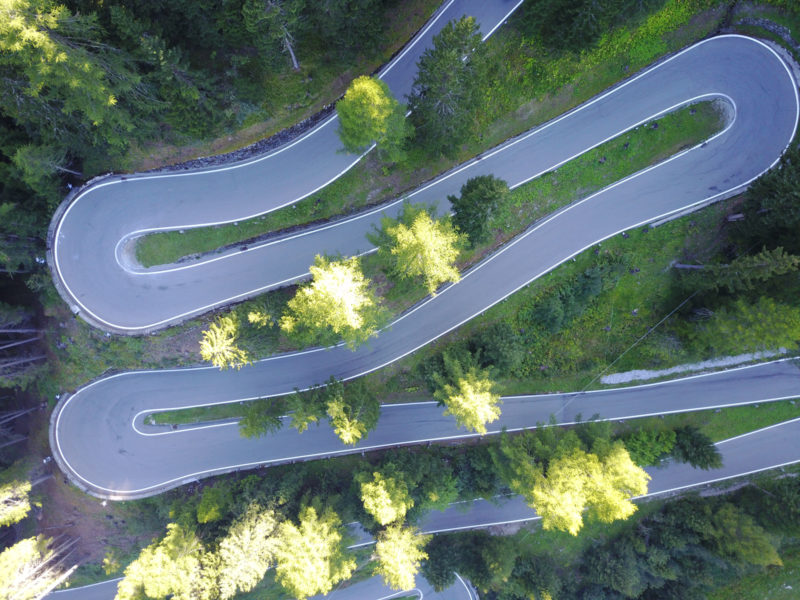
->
[135, 0, 729, 267]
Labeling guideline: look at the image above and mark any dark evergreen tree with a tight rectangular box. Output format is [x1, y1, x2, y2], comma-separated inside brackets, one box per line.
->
[407, 16, 487, 157]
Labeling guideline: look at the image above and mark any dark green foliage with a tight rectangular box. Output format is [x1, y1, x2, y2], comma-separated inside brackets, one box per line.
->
[675, 247, 800, 295]
[422, 534, 462, 591]
[471, 322, 526, 374]
[196, 483, 233, 523]
[514, 0, 662, 51]
[528, 265, 609, 334]
[447, 175, 509, 246]
[672, 426, 722, 470]
[621, 428, 676, 467]
[239, 398, 286, 438]
[306, 0, 385, 60]
[736, 145, 800, 254]
[407, 17, 488, 157]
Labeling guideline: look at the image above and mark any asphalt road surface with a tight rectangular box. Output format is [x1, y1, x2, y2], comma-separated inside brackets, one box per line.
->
[49, 0, 524, 333]
[50, 358, 800, 499]
[49, 416, 800, 600]
[44, 2, 800, 597]
[51, 35, 798, 334]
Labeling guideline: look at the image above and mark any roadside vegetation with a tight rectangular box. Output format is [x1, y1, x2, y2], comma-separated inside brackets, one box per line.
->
[2, 0, 800, 598]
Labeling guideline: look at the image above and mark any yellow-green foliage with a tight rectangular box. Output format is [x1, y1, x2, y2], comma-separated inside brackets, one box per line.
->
[433, 354, 501, 434]
[199, 314, 252, 370]
[374, 525, 430, 590]
[359, 471, 414, 526]
[280, 255, 386, 349]
[532, 443, 650, 536]
[385, 210, 462, 295]
[0, 479, 31, 528]
[273, 506, 356, 599]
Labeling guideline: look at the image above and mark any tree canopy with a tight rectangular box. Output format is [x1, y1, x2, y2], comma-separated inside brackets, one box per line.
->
[336, 75, 409, 162]
[199, 315, 252, 370]
[116, 523, 205, 600]
[433, 353, 501, 434]
[447, 175, 509, 246]
[374, 525, 430, 590]
[215, 504, 280, 599]
[531, 442, 650, 535]
[358, 471, 414, 526]
[273, 506, 356, 599]
[280, 255, 386, 349]
[407, 16, 487, 157]
[371, 203, 463, 295]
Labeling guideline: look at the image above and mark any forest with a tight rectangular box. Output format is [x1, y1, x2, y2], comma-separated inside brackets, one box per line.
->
[2, 0, 800, 599]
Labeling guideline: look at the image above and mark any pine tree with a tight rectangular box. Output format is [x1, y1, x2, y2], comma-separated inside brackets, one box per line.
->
[447, 175, 509, 246]
[407, 17, 487, 157]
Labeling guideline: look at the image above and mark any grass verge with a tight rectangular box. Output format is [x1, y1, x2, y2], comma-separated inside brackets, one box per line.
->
[145, 101, 723, 426]
[135, 0, 729, 267]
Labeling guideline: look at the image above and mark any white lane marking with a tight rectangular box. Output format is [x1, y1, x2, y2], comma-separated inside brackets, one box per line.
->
[51, 0, 520, 330]
[130, 357, 799, 437]
[55, 35, 799, 331]
[50, 577, 123, 593]
[58, 386, 800, 494]
[52, 36, 800, 491]
[119, 90, 734, 281]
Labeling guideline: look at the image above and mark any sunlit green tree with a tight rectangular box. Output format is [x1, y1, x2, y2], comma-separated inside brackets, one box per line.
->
[374, 525, 430, 590]
[371, 203, 463, 295]
[274, 506, 356, 599]
[433, 353, 501, 434]
[336, 75, 410, 162]
[280, 255, 386, 349]
[116, 523, 205, 600]
[532, 442, 650, 536]
[200, 315, 252, 370]
[359, 471, 414, 526]
[216, 504, 279, 599]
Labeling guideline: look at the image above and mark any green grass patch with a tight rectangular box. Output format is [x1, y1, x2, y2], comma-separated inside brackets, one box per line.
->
[144, 101, 723, 427]
[135, 0, 729, 267]
[148, 401, 248, 426]
[709, 543, 800, 600]
[366, 100, 724, 314]
[617, 396, 800, 444]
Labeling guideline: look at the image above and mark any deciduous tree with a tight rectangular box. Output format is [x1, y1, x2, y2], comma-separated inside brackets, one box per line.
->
[0, 536, 76, 600]
[273, 506, 355, 599]
[531, 442, 650, 535]
[336, 76, 409, 162]
[215, 504, 279, 599]
[371, 203, 463, 295]
[432, 353, 501, 434]
[358, 471, 414, 526]
[374, 525, 430, 590]
[280, 255, 386, 349]
[116, 524, 207, 600]
[200, 315, 252, 370]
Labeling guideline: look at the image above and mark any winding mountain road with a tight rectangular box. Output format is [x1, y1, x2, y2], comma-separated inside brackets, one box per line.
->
[48, 29, 799, 497]
[44, 2, 800, 598]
